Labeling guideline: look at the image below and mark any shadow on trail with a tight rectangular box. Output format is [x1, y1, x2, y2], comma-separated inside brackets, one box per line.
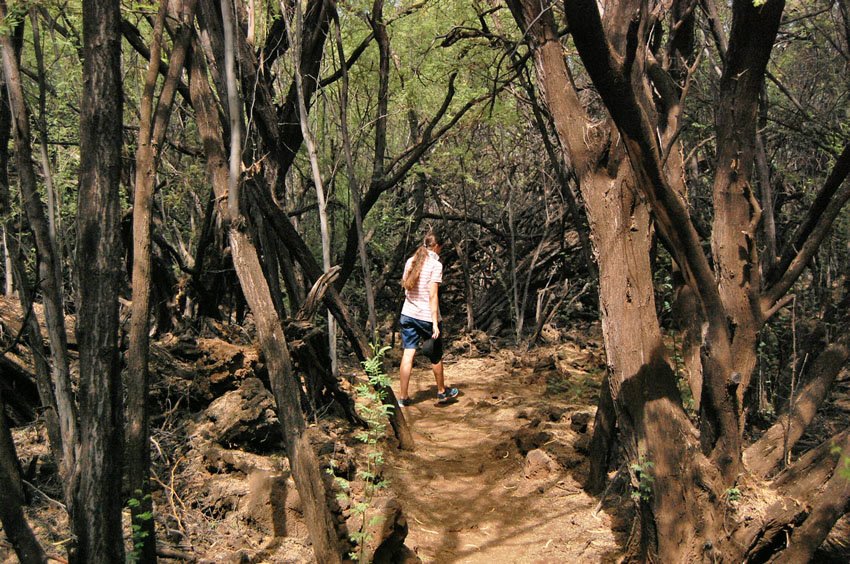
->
[385, 357, 625, 562]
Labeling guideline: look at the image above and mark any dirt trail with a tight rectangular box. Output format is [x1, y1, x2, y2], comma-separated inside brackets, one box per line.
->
[385, 348, 624, 563]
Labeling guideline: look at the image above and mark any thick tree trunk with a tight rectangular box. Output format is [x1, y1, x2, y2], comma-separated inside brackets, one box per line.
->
[72, 0, 125, 561]
[0, 392, 46, 564]
[508, 1, 725, 559]
[189, 45, 342, 562]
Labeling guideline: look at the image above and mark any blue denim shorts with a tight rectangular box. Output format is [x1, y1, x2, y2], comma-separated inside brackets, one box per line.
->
[399, 314, 443, 364]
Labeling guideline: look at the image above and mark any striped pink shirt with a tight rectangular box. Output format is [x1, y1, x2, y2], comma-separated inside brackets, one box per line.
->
[401, 250, 443, 322]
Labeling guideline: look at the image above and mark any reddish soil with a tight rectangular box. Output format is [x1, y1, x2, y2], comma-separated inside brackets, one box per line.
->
[1, 329, 629, 563]
[383, 339, 626, 563]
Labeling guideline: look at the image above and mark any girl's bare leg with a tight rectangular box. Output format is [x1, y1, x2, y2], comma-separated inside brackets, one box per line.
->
[432, 360, 446, 394]
[399, 348, 416, 399]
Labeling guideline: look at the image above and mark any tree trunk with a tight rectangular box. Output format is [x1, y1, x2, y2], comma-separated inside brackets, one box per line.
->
[3, 227, 12, 295]
[0, 391, 46, 564]
[508, 1, 725, 559]
[189, 44, 342, 562]
[29, 8, 61, 260]
[249, 187, 416, 450]
[0, 0, 78, 480]
[772, 431, 850, 563]
[0, 57, 62, 463]
[335, 19, 377, 338]
[126, 5, 168, 562]
[744, 343, 848, 478]
[284, 3, 338, 378]
[72, 0, 125, 561]
[126, 1, 196, 560]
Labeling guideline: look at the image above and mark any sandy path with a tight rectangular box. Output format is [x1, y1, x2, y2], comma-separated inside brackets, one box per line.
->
[385, 352, 623, 563]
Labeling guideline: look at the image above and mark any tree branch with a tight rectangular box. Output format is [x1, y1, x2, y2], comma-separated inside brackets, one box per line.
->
[763, 143, 850, 310]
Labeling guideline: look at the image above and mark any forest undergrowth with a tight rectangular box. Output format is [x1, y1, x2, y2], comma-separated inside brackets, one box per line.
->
[1, 318, 625, 563]
[4, 314, 848, 563]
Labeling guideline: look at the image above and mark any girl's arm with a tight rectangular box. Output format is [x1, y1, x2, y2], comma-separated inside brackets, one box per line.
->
[429, 281, 441, 339]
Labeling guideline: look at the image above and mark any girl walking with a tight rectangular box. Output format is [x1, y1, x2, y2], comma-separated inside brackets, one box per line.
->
[398, 230, 459, 406]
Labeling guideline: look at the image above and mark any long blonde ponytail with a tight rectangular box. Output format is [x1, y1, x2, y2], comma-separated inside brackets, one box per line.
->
[402, 230, 442, 291]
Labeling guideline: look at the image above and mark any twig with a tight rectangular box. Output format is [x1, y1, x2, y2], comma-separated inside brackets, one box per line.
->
[592, 462, 628, 517]
[22, 479, 67, 510]
[156, 545, 196, 561]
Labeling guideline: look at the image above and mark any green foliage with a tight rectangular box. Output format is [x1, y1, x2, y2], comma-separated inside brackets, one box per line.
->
[629, 457, 655, 503]
[830, 445, 850, 481]
[126, 489, 153, 564]
[324, 343, 394, 561]
[725, 486, 742, 504]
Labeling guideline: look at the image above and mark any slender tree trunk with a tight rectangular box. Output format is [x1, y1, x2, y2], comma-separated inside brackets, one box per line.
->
[72, 0, 125, 560]
[7, 239, 63, 463]
[506, 169, 521, 342]
[250, 187, 416, 450]
[126, 1, 198, 560]
[220, 0, 241, 222]
[756, 130, 777, 271]
[3, 227, 12, 295]
[334, 19, 377, 338]
[29, 8, 61, 258]
[190, 44, 342, 562]
[126, 5, 168, 562]
[0, 391, 46, 564]
[284, 2, 337, 376]
[0, 62, 62, 462]
[0, 0, 78, 481]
